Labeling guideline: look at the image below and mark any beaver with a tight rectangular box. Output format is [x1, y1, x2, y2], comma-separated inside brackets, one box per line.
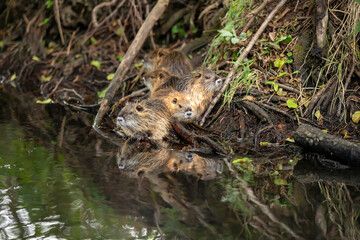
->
[180, 67, 223, 120]
[116, 98, 171, 140]
[149, 88, 194, 122]
[142, 69, 179, 93]
[143, 48, 193, 76]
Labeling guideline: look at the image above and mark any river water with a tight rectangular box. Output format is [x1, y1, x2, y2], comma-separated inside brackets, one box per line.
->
[0, 89, 359, 239]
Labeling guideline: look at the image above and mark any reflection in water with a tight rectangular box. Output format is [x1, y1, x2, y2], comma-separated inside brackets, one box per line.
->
[115, 141, 225, 236]
[117, 140, 224, 180]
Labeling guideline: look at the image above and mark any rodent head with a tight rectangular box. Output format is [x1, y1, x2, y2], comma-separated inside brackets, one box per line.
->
[151, 89, 194, 122]
[143, 69, 171, 91]
[192, 67, 223, 93]
[143, 48, 170, 71]
[116, 99, 171, 139]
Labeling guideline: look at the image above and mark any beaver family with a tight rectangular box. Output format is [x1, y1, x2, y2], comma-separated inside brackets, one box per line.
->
[116, 48, 223, 141]
[143, 48, 193, 76]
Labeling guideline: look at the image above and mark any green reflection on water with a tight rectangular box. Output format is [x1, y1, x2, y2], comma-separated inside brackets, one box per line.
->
[0, 123, 157, 240]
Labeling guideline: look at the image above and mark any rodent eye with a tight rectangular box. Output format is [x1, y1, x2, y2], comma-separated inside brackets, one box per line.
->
[150, 75, 155, 79]
[195, 73, 201, 78]
[158, 52, 164, 57]
[136, 105, 143, 112]
[205, 75, 210, 79]
[172, 98, 177, 104]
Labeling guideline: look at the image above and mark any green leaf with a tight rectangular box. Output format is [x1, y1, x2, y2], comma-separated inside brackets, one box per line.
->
[287, 52, 293, 57]
[274, 58, 286, 70]
[91, 60, 101, 69]
[40, 18, 50, 26]
[286, 98, 298, 108]
[277, 72, 289, 77]
[36, 98, 52, 104]
[233, 157, 252, 163]
[352, 111, 360, 123]
[0, 41, 3, 48]
[32, 56, 40, 61]
[45, 0, 53, 8]
[355, 0, 360, 3]
[292, 70, 300, 74]
[275, 34, 292, 44]
[286, 138, 295, 143]
[240, 32, 247, 41]
[116, 55, 123, 62]
[218, 29, 233, 37]
[354, 20, 360, 35]
[97, 87, 108, 99]
[231, 37, 239, 44]
[106, 73, 115, 80]
[90, 37, 98, 45]
[41, 75, 52, 82]
[135, 62, 143, 67]
[265, 81, 279, 91]
[10, 73, 16, 81]
[274, 178, 288, 185]
[115, 27, 122, 36]
[315, 110, 322, 120]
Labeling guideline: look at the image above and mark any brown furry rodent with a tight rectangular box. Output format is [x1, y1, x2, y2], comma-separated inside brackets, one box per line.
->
[150, 88, 194, 122]
[143, 48, 193, 76]
[142, 69, 178, 93]
[180, 67, 223, 120]
[116, 99, 171, 140]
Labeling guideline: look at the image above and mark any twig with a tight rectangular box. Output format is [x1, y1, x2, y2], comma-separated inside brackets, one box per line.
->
[54, 0, 65, 45]
[200, 0, 287, 126]
[113, 87, 148, 110]
[93, 0, 170, 128]
[242, 0, 272, 33]
[92, 0, 117, 28]
[304, 77, 336, 117]
[171, 121, 227, 155]
[337, 61, 355, 117]
[66, 29, 77, 56]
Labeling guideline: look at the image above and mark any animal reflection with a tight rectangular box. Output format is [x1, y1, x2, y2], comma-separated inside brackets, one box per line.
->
[116, 141, 224, 229]
[116, 141, 223, 180]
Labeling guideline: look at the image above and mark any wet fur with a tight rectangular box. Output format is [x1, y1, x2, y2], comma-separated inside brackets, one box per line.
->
[116, 99, 171, 140]
[150, 88, 194, 122]
[144, 48, 193, 76]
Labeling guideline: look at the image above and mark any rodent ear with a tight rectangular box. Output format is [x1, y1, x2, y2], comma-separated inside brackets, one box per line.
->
[158, 51, 164, 57]
[195, 73, 201, 78]
[159, 73, 165, 79]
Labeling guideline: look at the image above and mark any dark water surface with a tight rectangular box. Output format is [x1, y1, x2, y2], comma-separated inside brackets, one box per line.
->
[1, 90, 359, 240]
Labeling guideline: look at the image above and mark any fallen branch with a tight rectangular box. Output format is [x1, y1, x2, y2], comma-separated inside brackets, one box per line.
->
[93, 0, 170, 128]
[200, 0, 288, 126]
[294, 124, 360, 166]
[171, 121, 227, 155]
[92, 0, 117, 28]
[242, 0, 273, 33]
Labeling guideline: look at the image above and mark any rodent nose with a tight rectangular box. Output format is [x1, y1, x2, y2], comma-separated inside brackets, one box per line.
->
[117, 116, 125, 124]
[185, 152, 193, 162]
[215, 78, 223, 87]
[185, 110, 193, 118]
